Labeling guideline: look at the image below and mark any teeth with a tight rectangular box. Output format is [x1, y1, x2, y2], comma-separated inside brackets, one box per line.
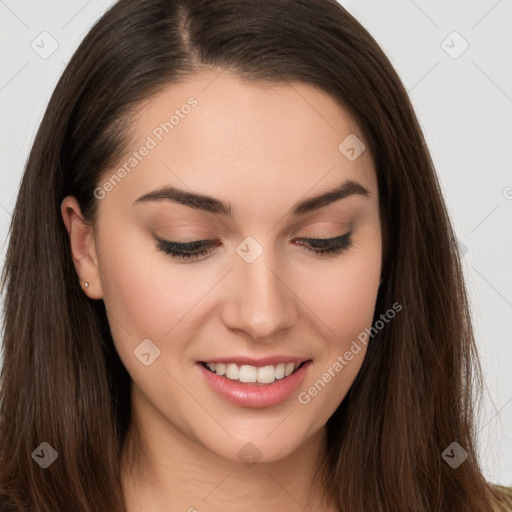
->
[239, 365, 257, 383]
[257, 365, 276, 384]
[226, 363, 239, 380]
[204, 361, 302, 384]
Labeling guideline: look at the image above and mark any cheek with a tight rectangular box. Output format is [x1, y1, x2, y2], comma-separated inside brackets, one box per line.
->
[96, 227, 191, 359]
[294, 261, 379, 426]
[293, 232, 381, 413]
[299, 242, 381, 344]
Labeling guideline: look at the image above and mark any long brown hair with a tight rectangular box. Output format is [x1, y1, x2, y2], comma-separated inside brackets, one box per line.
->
[1, 0, 510, 510]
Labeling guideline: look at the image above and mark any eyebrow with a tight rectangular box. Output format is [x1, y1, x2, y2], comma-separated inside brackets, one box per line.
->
[132, 179, 371, 216]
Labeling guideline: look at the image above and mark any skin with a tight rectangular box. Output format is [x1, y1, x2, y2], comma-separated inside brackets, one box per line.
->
[61, 70, 382, 512]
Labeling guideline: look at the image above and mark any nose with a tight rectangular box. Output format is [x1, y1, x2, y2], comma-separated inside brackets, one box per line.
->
[220, 242, 299, 342]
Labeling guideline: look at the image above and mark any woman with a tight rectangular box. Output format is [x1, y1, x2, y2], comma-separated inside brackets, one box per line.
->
[0, 0, 510, 510]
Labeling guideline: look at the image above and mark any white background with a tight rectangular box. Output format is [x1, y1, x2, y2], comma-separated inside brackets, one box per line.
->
[0, 0, 511, 486]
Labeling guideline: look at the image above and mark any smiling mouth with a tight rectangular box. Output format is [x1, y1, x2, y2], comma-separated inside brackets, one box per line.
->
[200, 361, 309, 385]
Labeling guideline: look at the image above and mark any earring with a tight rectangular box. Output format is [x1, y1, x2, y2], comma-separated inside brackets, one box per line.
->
[84, 282, 89, 289]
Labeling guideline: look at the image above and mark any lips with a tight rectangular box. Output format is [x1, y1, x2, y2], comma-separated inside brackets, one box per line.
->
[196, 357, 313, 408]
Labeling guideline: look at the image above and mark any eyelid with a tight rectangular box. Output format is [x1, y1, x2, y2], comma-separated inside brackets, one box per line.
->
[158, 233, 348, 246]
[157, 238, 215, 250]
[301, 233, 350, 242]
[155, 232, 352, 263]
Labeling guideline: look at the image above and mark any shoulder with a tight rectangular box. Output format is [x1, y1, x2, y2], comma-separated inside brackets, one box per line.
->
[492, 485, 512, 511]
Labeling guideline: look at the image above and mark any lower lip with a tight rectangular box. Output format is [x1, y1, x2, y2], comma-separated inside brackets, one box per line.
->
[197, 361, 312, 408]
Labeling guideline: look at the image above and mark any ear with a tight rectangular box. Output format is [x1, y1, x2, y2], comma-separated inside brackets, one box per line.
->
[60, 196, 103, 299]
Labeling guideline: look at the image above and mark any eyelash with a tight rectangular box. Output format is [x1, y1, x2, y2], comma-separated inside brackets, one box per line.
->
[155, 233, 352, 261]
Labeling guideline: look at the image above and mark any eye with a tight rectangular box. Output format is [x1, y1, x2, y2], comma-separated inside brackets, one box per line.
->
[295, 233, 352, 256]
[155, 238, 220, 261]
[155, 233, 352, 262]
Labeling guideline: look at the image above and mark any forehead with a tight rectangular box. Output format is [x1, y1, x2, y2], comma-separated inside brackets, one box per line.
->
[100, 70, 377, 217]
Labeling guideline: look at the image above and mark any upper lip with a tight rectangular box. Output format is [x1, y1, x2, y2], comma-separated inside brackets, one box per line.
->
[199, 356, 311, 367]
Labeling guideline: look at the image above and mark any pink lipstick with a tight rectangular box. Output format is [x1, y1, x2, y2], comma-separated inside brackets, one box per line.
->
[196, 359, 312, 408]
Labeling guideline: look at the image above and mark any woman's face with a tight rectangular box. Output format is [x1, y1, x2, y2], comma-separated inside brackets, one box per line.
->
[63, 70, 382, 463]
